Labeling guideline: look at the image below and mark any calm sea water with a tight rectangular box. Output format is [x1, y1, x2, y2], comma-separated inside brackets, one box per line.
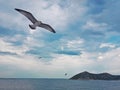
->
[0, 78, 120, 90]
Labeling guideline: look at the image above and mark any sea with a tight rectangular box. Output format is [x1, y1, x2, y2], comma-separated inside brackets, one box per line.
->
[0, 78, 120, 90]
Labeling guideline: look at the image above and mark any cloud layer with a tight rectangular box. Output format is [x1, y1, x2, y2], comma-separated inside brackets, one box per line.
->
[0, 0, 120, 78]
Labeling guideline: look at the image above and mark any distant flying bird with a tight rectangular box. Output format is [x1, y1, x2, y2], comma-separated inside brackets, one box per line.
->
[15, 8, 56, 33]
[65, 73, 67, 76]
[38, 57, 42, 59]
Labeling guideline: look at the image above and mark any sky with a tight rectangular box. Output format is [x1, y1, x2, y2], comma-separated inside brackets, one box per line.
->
[0, 0, 120, 78]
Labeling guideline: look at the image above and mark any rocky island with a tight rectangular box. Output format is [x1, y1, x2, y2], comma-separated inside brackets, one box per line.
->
[70, 71, 120, 80]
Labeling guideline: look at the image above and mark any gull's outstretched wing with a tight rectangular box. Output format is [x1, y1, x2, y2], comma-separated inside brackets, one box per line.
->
[39, 23, 56, 33]
[15, 8, 37, 24]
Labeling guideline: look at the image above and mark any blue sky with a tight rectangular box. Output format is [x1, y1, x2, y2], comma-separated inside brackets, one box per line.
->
[0, 0, 120, 78]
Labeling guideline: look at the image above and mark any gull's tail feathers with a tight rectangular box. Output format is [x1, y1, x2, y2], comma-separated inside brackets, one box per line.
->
[29, 24, 36, 29]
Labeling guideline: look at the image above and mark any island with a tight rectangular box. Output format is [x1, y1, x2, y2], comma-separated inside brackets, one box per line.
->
[70, 71, 120, 80]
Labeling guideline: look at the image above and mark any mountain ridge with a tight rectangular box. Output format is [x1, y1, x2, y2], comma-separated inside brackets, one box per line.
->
[70, 71, 120, 80]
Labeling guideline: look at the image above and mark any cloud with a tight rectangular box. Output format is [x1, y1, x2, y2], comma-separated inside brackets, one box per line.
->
[92, 0, 120, 33]
[97, 47, 120, 74]
[100, 43, 116, 48]
[0, 38, 29, 55]
[0, 0, 120, 78]
[0, 0, 89, 58]
[0, 52, 94, 78]
[60, 38, 84, 51]
[82, 20, 108, 31]
[81, 20, 109, 39]
[0, 10, 27, 31]
[0, 47, 120, 78]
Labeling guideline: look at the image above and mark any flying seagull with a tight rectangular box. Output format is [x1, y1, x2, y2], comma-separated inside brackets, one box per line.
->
[65, 73, 67, 76]
[15, 8, 56, 33]
[38, 57, 42, 59]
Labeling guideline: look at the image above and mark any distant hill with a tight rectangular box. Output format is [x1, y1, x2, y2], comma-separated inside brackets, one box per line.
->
[70, 71, 120, 80]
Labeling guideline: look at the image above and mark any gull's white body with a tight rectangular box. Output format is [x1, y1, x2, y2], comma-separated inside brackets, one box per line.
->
[29, 21, 42, 29]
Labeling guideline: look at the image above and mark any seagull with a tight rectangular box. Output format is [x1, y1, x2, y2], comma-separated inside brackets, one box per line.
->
[65, 73, 67, 76]
[15, 8, 56, 33]
[38, 57, 42, 59]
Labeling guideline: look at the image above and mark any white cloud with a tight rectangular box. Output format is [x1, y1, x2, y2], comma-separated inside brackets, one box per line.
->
[0, 38, 29, 55]
[0, 47, 120, 78]
[0, 52, 95, 78]
[0, 33, 45, 56]
[4, 34, 25, 43]
[25, 35, 45, 48]
[100, 43, 116, 48]
[82, 20, 109, 31]
[0, 12, 23, 30]
[0, 0, 120, 78]
[60, 38, 85, 51]
[97, 47, 120, 74]
[66, 38, 84, 49]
